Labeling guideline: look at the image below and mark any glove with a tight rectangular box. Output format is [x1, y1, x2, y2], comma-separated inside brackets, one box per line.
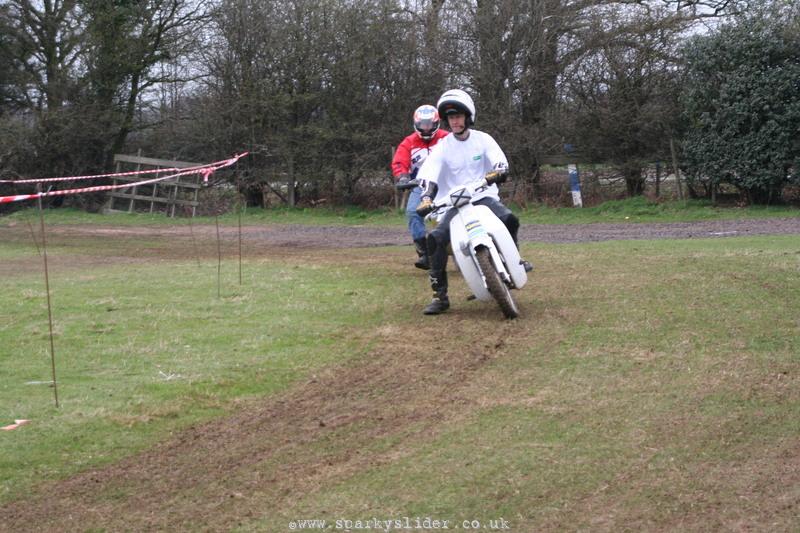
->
[485, 169, 508, 186]
[395, 173, 412, 190]
[416, 196, 434, 216]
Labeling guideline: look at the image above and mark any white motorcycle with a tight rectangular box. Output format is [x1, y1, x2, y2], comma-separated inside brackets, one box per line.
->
[425, 173, 528, 319]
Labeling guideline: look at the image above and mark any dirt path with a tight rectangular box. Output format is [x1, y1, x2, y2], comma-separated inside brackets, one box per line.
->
[5, 218, 797, 277]
[1, 317, 529, 532]
[34, 216, 800, 249]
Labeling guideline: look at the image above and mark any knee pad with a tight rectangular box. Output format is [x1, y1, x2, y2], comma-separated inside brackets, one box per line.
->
[426, 233, 439, 257]
[502, 213, 520, 234]
[427, 232, 449, 266]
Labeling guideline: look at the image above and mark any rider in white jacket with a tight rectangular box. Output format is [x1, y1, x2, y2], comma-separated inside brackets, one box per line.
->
[416, 89, 532, 315]
[417, 128, 506, 205]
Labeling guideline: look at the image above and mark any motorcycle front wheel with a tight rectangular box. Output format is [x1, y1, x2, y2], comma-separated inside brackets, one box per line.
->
[475, 247, 519, 319]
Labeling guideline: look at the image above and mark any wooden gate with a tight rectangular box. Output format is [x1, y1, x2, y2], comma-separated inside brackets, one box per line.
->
[105, 153, 203, 217]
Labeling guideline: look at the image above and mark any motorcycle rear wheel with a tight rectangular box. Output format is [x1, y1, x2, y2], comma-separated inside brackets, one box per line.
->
[475, 247, 519, 319]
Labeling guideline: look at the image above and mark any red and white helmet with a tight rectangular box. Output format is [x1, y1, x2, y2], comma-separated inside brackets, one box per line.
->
[437, 89, 476, 126]
[413, 104, 440, 141]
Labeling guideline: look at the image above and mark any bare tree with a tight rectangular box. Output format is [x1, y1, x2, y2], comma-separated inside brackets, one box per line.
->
[186, 0, 440, 206]
[0, 0, 210, 183]
[82, 0, 211, 163]
[563, 7, 685, 195]
[0, 0, 747, 207]
[4, 0, 83, 110]
[425, 0, 739, 200]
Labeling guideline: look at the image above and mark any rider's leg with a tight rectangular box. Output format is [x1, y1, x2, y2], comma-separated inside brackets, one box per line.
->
[406, 187, 429, 269]
[476, 198, 533, 272]
[423, 212, 454, 315]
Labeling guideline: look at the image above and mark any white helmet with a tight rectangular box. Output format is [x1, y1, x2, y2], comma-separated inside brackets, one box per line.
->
[437, 89, 476, 126]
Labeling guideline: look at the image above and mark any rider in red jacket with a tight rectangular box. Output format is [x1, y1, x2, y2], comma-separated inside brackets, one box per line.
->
[392, 105, 449, 269]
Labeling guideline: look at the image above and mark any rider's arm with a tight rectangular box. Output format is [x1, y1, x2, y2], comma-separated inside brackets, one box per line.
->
[415, 180, 439, 216]
[483, 133, 509, 173]
[420, 180, 438, 200]
[482, 132, 510, 185]
[416, 140, 445, 193]
[391, 136, 413, 179]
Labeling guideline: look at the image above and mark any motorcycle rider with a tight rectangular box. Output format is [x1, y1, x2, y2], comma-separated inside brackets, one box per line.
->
[391, 104, 450, 269]
[416, 89, 532, 315]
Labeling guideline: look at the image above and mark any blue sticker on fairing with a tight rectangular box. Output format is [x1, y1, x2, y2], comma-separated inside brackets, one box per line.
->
[465, 220, 486, 238]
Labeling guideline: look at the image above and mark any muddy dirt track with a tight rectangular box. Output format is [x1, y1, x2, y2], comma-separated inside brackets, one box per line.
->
[44, 216, 800, 249]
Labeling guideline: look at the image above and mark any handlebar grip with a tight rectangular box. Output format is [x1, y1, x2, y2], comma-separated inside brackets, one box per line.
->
[396, 179, 420, 191]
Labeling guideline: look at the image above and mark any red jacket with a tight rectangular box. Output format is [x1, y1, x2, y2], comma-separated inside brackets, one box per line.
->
[391, 129, 449, 180]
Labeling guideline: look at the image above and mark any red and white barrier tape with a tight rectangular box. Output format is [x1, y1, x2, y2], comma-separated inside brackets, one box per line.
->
[1, 165, 181, 184]
[0, 153, 247, 205]
[2, 419, 29, 431]
[0, 156, 240, 184]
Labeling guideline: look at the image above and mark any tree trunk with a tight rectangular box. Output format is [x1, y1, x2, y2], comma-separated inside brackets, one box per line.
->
[625, 168, 645, 196]
[287, 152, 296, 207]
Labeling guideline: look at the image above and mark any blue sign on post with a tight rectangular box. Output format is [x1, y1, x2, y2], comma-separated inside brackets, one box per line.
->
[563, 144, 582, 207]
[568, 164, 583, 207]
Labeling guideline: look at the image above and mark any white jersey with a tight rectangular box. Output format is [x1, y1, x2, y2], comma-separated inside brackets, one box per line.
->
[416, 129, 508, 204]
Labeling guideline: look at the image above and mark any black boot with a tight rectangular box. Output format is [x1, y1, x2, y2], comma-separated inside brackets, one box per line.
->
[423, 270, 449, 314]
[413, 238, 429, 270]
[423, 292, 450, 315]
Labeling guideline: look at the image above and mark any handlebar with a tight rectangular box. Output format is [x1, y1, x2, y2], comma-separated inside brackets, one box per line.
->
[395, 178, 420, 191]
[416, 168, 509, 217]
[417, 176, 491, 218]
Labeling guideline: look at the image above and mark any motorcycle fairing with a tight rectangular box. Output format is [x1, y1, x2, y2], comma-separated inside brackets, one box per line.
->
[449, 203, 527, 302]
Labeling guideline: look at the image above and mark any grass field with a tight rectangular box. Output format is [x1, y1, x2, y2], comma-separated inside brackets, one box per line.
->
[1, 210, 799, 531]
[4, 196, 799, 228]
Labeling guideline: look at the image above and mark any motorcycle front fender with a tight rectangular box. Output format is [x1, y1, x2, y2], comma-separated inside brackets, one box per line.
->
[449, 204, 528, 301]
[450, 207, 491, 301]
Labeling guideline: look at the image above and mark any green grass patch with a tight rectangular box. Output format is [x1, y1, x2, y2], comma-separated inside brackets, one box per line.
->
[2, 205, 407, 227]
[2, 226, 800, 530]
[3, 197, 798, 228]
[515, 196, 800, 224]
[0, 251, 398, 503]
[246, 236, 800, 531]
